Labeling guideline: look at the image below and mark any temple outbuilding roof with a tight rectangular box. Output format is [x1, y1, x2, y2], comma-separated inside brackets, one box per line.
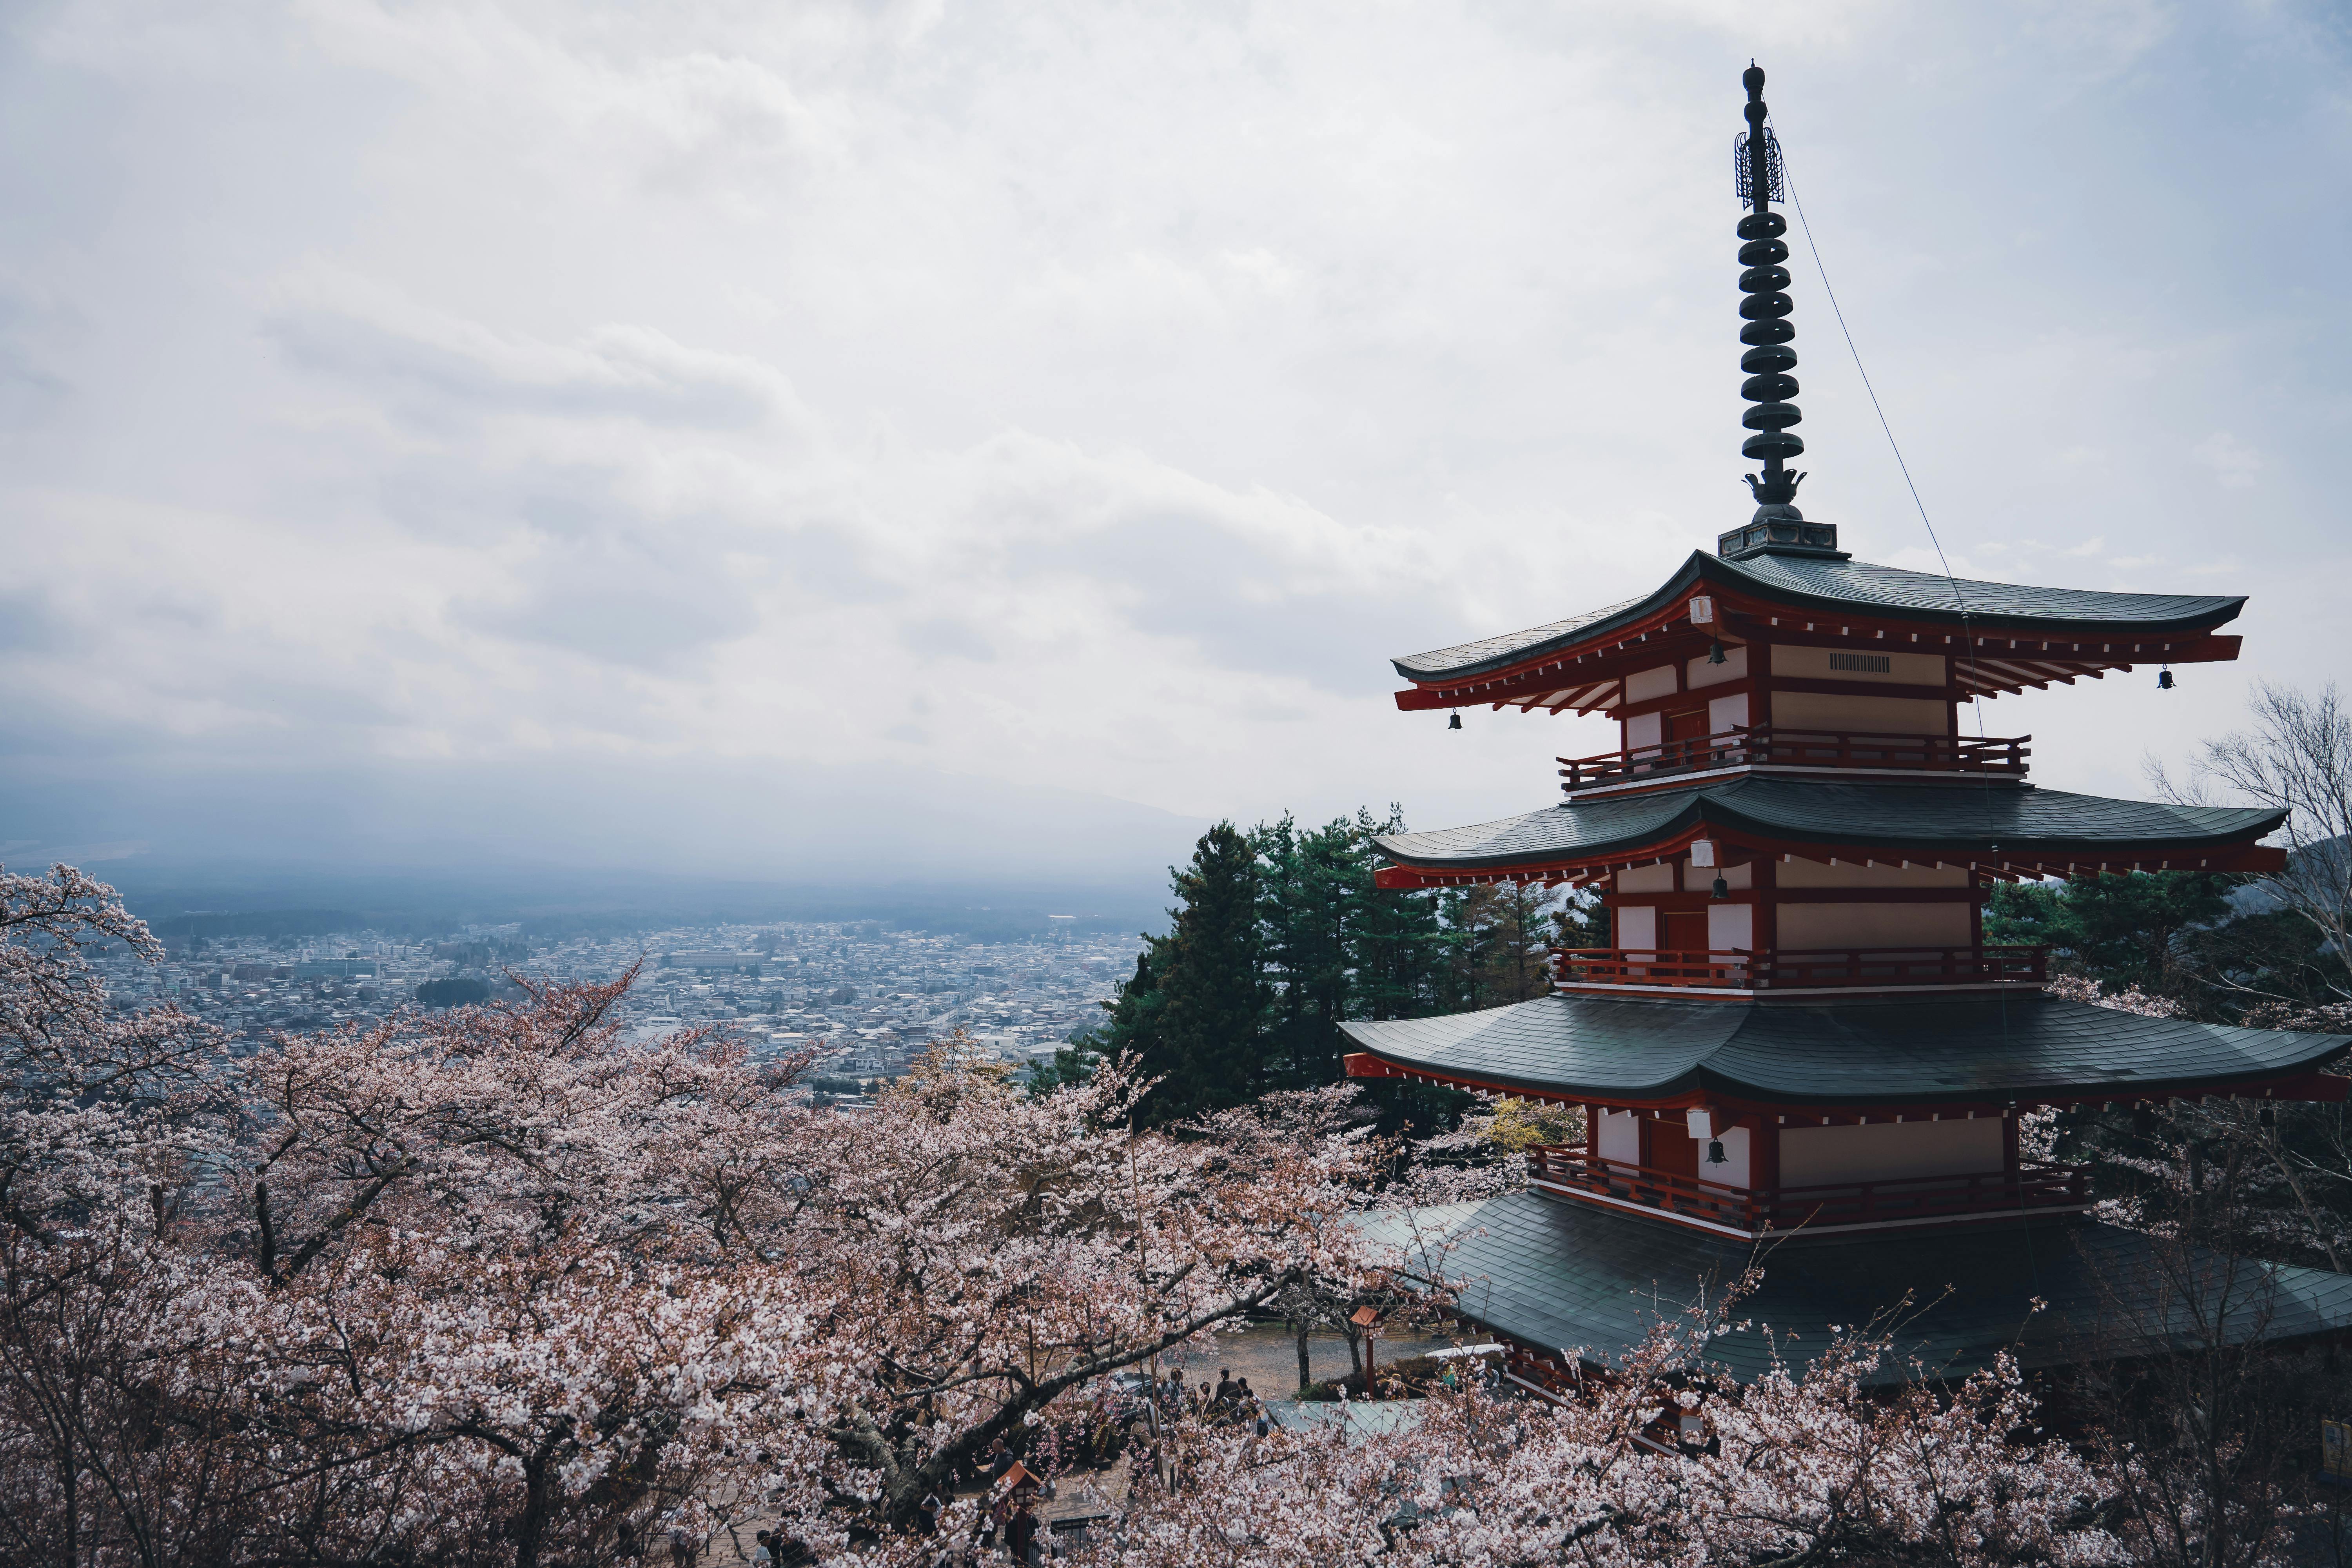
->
[1339, 991, 2349, 1108]
[1394, 550, 2247, 684]
[1370, 777, 2283, 885]
[1367, 1194, 2352, 1387]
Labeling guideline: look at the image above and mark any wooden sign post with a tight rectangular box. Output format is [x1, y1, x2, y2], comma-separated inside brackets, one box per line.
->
[1351, 1305, 1381, 1390]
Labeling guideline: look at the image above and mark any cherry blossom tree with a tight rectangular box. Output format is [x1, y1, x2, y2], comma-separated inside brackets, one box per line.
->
[1082, 1286, 2130, 1568]
[4, 861, 2284, 1566]
[0, 865, 1393, 1563]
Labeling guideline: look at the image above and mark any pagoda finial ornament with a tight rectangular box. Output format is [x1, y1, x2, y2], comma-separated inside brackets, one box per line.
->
[1735, 62, 1806, 524]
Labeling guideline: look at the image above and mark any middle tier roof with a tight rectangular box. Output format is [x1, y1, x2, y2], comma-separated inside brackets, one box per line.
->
[1341, 991, 2350, 1109]
[1371, 775, 2284, 888]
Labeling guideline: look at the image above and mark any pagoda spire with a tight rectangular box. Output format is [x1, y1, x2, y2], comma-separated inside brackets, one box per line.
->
[1735, 62, 1805, 523]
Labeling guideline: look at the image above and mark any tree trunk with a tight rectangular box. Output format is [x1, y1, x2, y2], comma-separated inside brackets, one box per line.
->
[513, 1455, 552, 1568]
[1295, 1327, 1312, 1393]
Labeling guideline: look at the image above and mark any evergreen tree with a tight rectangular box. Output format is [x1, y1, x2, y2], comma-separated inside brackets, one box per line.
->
[1092, 944, 1165, 1073]
[1987, 871, 2238, 1002]
[1113, 824, 1269, 1124]
[1085, 807, 1509, 1132]
[1554, 886, 1611, 951]
[1441, 880, 1561, 1009]
[1254, 814, 1360, 1091]
[1345, 807, 1452, 1022]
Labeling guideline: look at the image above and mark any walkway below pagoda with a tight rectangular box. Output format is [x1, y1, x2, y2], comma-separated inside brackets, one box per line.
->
[1368, 1191, 2352, 1388]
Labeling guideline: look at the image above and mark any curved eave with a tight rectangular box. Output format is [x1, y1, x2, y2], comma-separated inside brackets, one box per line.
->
[1390, 557, 1712, 682]
[1390, 549, 2248, 695]
[1346, 1042, 2350, 1111]
[1339, 999, 2352, 1111]
[1368, 788, 2288, 888]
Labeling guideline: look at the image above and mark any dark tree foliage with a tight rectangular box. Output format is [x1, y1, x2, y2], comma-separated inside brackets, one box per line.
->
[1554, 887, 1611, 951]
[2172, 907, 2347, 1018]
[1256, 813, 1361, 1093]
[1085, 809, 1553, 1132]
[1985, 871, 2236, 1000]
[1102, 824, 1270, 1124]
[1439, 880, 1560, 1007]
[414, 976, 490, 1008]
[1987, 866, 2347, 1020]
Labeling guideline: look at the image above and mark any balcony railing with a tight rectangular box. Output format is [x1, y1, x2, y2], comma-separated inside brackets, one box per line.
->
[1558, 727, 2028, 791]
[1552, 946, 2049, 991]
[1526, 1145, 2091, 1233]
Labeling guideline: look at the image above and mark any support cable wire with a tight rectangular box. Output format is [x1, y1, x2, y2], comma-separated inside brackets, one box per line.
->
[1774, 120, 2043, 1296]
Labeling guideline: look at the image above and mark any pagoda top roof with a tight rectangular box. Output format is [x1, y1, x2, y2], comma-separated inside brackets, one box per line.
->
[1340, 991, 2348, 1109]
[1370, 776, 2283, 886]
[1394, 548, 2246, 685]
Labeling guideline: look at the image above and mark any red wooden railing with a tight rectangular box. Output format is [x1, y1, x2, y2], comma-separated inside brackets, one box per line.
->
[1525, 1146, 2090, 1232]
[1552, 946, 2047, 990]
[1558, 728, 2028, 791]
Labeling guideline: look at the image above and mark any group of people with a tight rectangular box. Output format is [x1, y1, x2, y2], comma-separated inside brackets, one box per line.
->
[745, 1527, 811, 1566]
[1154, 1366, 1273, 1436]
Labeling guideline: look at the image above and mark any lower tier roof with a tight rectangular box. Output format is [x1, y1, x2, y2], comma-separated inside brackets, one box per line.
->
[1371, 776, 2284, 885]
[1339, 991, 2350, 1107]
[1365, 1192, 2352, 1387]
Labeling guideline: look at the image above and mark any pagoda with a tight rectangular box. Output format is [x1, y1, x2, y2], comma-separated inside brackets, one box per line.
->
[1345, 66, 2352, 1386]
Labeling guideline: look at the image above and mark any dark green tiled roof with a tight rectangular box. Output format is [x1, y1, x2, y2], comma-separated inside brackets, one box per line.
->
[1339, 993, 2348, 1105]
[1372, 777, 2282, 871]
[1394, 550, 2245, 682]
[1367, 1192, 2352, 1386]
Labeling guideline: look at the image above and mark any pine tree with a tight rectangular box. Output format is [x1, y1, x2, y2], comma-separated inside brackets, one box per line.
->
[1256, 814, 1362, 1090]
[1468, 879, 1561, 1006]
[1091, 944, 1165, 1073]
[1345, 807, 1452, 1022]
[1555, 886, 1610, 951]
[1987, 871, 2238, 1002]
[1118, 824, 1270, 1124]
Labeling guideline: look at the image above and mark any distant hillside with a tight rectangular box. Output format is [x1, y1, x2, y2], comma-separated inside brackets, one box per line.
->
[2229, 835, 2352, 917]
[0, 752, 1205, 933]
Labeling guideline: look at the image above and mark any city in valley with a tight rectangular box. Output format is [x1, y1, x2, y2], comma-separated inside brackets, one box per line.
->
[112, 917, 1138, 1090]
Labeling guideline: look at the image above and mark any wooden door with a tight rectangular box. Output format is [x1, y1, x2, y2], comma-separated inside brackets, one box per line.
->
[1666, 707, 1711, 765]
[1662, 910, 1708, 956]
[1644, 1117, 1700, 1194]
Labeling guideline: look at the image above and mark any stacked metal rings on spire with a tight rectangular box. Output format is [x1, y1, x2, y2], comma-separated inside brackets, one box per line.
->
[1737, 64, 1802, 474]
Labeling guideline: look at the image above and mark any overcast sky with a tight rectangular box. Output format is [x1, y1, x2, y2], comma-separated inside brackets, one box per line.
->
[2, 0, 2347, 887]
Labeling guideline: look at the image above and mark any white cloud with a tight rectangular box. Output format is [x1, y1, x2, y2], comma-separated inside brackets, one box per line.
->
[2190, 430, 2265, 490]
[1, 0, 2348, 860]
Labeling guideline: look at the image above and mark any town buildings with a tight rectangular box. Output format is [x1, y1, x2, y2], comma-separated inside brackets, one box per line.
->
[105, 917, 1131, 1085]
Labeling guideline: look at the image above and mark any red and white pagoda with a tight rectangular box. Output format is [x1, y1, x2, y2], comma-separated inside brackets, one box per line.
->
[1341, 66, 2352, 1385]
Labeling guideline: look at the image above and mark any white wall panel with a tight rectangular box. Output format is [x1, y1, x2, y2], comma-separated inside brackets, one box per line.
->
[1776, 902, 1971, 948]
[1780, 1118, 2003, 1187]
[1597, 1109, 1641, 1165]
[1624, 664, 1680, 704]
